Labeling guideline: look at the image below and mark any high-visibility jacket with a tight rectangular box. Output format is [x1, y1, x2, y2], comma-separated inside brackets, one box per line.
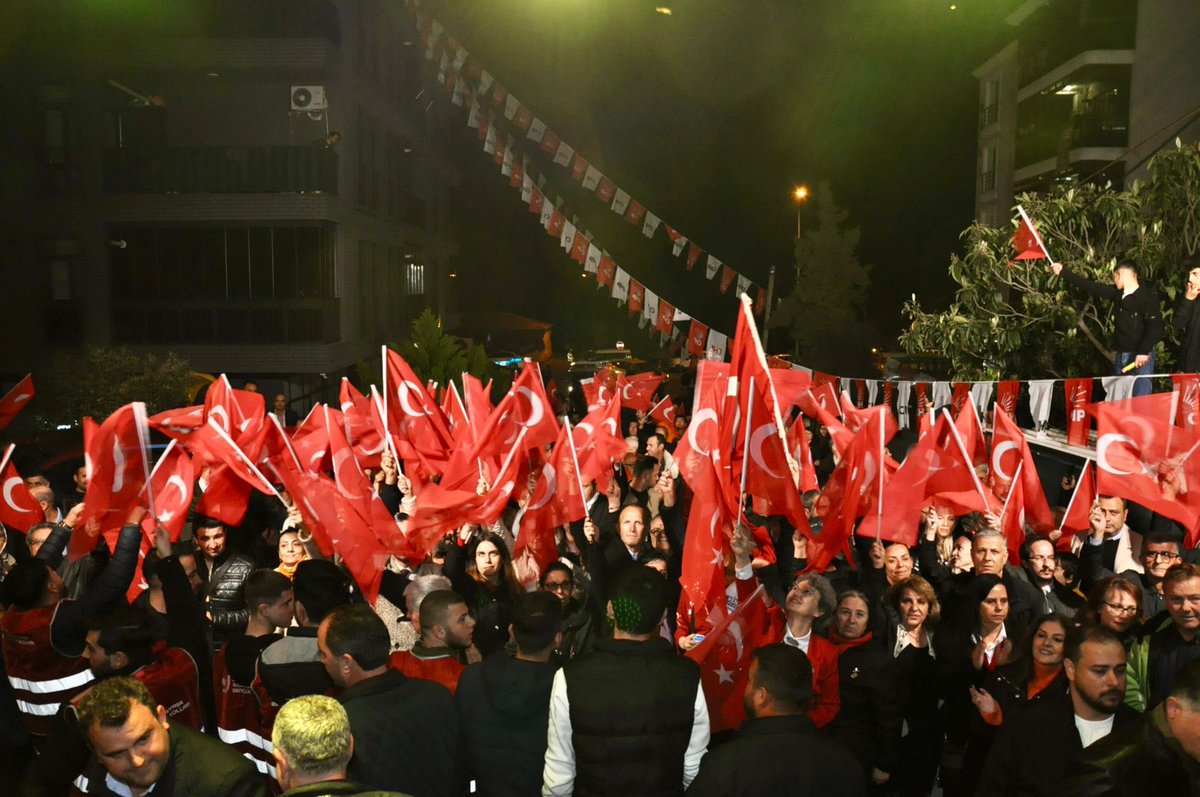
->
[137, 644, 204, 731]
[213, 643, 276, 778]
[1, 602, 94, 738]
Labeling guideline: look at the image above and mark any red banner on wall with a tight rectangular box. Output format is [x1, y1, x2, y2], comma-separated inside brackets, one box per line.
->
[1064, 378, 1093, 447]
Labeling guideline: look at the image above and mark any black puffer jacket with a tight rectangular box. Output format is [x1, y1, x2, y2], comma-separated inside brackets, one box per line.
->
[456, 654, 557, 797]
[201, 551, 255, 648]
[826, 634, 904, 779]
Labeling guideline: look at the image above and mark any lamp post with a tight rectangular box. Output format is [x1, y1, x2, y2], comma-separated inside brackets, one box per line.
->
[764, 185, 809, 350]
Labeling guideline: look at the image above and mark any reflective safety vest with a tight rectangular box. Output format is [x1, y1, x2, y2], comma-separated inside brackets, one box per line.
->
[213, 644, 276, 778]
[1, 602, 94, 737]
[137, 644, 204, 731]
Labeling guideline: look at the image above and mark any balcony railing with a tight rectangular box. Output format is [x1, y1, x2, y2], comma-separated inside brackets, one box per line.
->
[111, 298, 340, 345]
[103, 146, 337, 194]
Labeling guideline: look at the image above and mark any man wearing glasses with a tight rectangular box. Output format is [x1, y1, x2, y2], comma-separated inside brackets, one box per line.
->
[1126, 563, 1200, 711]
[1082, 527, 1182, 621]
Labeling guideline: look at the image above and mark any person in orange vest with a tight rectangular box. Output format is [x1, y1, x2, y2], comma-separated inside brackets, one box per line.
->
[0, 515, 140, 749]
[388, 589, 475, 694]
[214, 569, 294, 779]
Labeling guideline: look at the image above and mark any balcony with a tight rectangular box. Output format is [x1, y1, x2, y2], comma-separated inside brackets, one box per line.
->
[103, 146, 337, 194]
[112, 298, 340, 345]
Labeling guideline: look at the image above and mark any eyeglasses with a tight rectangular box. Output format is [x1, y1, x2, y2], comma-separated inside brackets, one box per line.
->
[1103, 602, 1139, 615]
[1144, 551, 1181, 562]
[543, 581, 572, 593]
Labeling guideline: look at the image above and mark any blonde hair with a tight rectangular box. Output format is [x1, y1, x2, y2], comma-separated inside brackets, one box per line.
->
[272, 695, 352, 779]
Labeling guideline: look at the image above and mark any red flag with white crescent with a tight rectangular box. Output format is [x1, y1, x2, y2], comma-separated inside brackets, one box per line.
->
[0, 445, 43, 532]
[0, 374, 34, 432]
[617, 372, 664, 412]
[74, 404, 152, 561]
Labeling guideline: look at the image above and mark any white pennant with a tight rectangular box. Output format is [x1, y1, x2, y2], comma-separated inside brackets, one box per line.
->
[897, 382, 913, 429]
[582, 165, 602, 192]
[643, 289, 659, 324]
[612, 267, 630, 303]
[526, 117, 546, 143]
[866, 379, 879, 406]
[610, 189, 631, 215]
[504, 94, 520, 120]
[585, 243, 601, 274]
[521, 171, 533, 202]
[931, 381, 951, 411]
[706, 329, 729, 361]
[672, 235, 688, 257]
[478, 70, 494, 94]
[553, 141, 574, 167]
[642, 212, 661, 238]
[705, 255, 722, 280]
[970, 382, 993, 414]
[736, 274, 751, 295]
[560, 222, 576, 253]
[1027, 379, 1055, 431]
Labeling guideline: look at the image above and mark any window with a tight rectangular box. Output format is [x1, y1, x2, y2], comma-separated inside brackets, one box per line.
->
[979, 144, 997, 193]
[405, 259, 425, 296]
[979, 79, 999, 129]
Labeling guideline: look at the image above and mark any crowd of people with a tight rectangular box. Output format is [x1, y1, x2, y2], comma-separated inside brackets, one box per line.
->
[7, 351, 1200, 797]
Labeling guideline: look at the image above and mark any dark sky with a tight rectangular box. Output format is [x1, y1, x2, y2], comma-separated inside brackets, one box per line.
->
[429, 0, 1023, 363]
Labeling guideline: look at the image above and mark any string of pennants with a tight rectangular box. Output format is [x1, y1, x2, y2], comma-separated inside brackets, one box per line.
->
[816, 368, 1200, 446]
[401, 0, 764, 356]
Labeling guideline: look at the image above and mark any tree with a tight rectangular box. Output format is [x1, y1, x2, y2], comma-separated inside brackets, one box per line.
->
[35, 346, 192, 428]
[392, 309, 498, 393]
[769, 182, 874, 373]
[901, 142, 1200, 379]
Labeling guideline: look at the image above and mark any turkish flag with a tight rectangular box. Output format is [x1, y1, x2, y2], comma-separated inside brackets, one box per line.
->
[191, 419, 278, 496]
[291, 403, 332, 473]
[813, 407, 897, 570]
[1174, 373, 1200, 430]
[1013, 206, 1048, 261]
[617, 372, 664, 412]
[384, 347, 453, 468]
[1059, 460, 1097, 547]
[339, 379, 385, 468]
[0, 374, 34, 432]
[998, 470, 1026, 565]
[954, 395, 988, 467]
[1064, 378, 1094, 447]
[678, 449, 734, 624]
[649, 396, 676, 428]
[990, 405, 1053, 532]
[798, 391, 853, 458]
[407, 428, 528, 556]
[996, 381, 1020, 418]
[568, 395, 626, 492]
[144, 441, 194, 542]
[580, 368, 617, 412]
[686, 581, 773, 734]
[441, 381, 472, 444]
[1096, 394, 1200, 540]
[74, 404, 152, 561]
[472, 363, 559, 458]
[729, 296, 813, 538]
[0, 445, 43, 532]
[462, 374, 494, 421]
[518, 427, 586, 579]
[204, 375, 264, 440]
[771, 369, 814, 413]
[785, 416, 820, 494]
[149, 404, 205, 440]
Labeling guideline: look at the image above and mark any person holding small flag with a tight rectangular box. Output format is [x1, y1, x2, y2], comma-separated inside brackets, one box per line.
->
[1050, 259, 1162, 396]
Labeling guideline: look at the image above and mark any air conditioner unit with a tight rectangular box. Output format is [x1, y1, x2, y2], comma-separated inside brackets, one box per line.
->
[291, 85, 327, 111]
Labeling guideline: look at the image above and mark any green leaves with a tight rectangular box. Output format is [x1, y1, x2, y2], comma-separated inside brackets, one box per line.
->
[901, 145, 1200, 379]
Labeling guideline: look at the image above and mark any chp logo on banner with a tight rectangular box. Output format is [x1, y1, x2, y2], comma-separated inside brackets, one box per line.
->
[1064, 378, 1094, 447]
[995, 381, 1020, 418]
[1174, 373, 1200, 430]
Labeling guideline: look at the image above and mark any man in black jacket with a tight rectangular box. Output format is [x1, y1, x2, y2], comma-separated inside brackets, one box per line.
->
[686, 644, 865, 797]
[457, 591, 560, 797]
[319, 604, 460, 796]
[193, 517, 255, 651]
[74, 676, 265, 797]
[1052, 259, 1162, 397]
[1172, 254, 1200, 374]
[979, 624, 1139, 796]
[1068, 658, 1200, 795]
[271, 694, 409, 797]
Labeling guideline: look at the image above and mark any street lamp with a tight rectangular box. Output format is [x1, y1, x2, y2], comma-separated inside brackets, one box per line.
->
[792, 185, 809, 239]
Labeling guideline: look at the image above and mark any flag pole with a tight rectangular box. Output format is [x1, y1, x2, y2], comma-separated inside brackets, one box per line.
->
[380, 345, 391, 442]
[1000, 461, 1023, 520]
[369, 385, 402, 470]
[943, 408, 991, 509]
[875, 410, 886, 542]
[738, 376, 755, 521]
[207, 418, 282, 500]
[564, 420, 589, 518]
[132, 402, 156, 522]
[1017, 205, 1053, 262]
[1056, 461, 1091, 536]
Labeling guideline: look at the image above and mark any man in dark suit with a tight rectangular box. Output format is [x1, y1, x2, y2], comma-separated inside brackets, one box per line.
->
[686, 643, 865, 797]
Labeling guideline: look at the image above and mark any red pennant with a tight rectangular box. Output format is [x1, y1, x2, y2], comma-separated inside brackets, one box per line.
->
[718, 265, 737, 294]
[686, 243, 702, 271]
[1013, 208, 1048, 261]
[513, 105, 533, 132]
[623, 200, 646, 226]
[538, 129, 560, 155]
[1064, 378, 1094, 447]
[628, 281, 645, 315]
[570, 153, 588, 181]
[995, 381, 1020, 418]
[597, 255, 616, 287]
[595, 176, 616, 203]
[1174, 373, 1200, 430]
[656, 299, 675, 334]
[687, 320, 709, 356]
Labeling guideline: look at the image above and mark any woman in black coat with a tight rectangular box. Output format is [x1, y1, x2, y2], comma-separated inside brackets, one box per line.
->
[444, 530, 523, 657]
[825, 589, 904, 789]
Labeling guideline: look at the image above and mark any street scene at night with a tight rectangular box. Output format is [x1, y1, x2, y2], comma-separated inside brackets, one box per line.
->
[3, 1, 1200, 795]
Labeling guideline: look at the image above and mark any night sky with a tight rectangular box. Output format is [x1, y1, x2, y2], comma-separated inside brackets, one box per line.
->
[427, 0, 1025, 370]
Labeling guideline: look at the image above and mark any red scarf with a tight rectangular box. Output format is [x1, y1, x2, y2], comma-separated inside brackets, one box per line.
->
[826, 630, 874, 653]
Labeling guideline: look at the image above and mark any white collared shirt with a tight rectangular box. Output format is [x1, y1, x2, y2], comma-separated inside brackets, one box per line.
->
[783, 627, 811, 654]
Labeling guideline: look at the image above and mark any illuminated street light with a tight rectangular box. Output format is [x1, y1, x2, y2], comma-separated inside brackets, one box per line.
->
[655, 7, 673, 15]
[792, 184, 810, 239]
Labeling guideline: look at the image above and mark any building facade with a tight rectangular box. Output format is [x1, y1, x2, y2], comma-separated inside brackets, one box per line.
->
[974, 0, 1200, 226]
[0, 0, 457, 406]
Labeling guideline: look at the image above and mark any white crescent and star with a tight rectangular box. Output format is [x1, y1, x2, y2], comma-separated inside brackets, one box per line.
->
[2, 477, 28, 512]
[749, 423, 783, 478]
[514, 387, 544, 428]
[991, 441, 1020, 483]
[398, 382, 426, 418]
[1096, 433, 1137, 477]
[527, 465, 557, 512]
[111, 438, 127, 493]
[687, 409, 719, 457]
